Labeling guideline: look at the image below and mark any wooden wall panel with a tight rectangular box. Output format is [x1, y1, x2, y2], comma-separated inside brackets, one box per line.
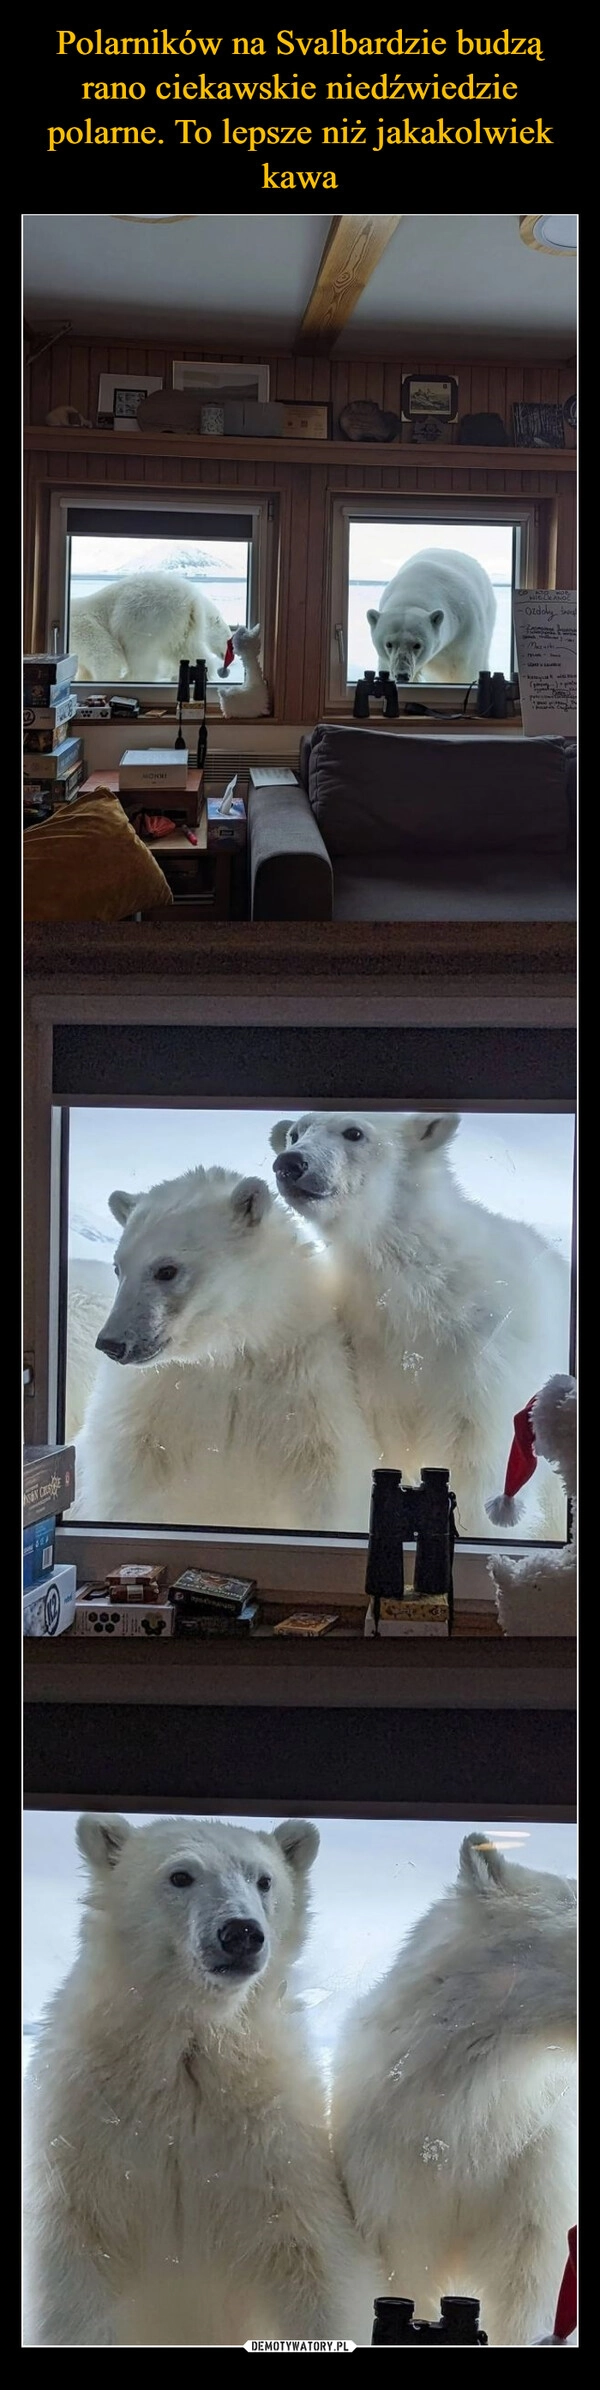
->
[23, 336, 577, 714]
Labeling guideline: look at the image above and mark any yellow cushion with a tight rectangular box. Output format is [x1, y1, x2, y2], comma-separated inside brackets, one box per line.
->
[23, 791, 174, 921]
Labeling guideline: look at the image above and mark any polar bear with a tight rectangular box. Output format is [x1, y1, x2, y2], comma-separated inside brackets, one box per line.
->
[24, 1813, 374, 2346]
[71, 572, 231, 682]
[71, 1166, 375, 1530]
[331, 1832, 576, 2347]
[367, 548, 496, 685]
[271, 1113, 570, 1539]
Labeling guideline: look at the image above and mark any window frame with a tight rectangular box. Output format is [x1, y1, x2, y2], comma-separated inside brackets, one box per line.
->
[326, 492, 540, 711]
[24, 989, 575, 1607]
[46, 488, 277, 712]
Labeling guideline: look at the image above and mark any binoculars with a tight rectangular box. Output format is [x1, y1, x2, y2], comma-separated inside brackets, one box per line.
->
[372, 2296, 487, 2345]
[353, 669, 399, 720]
[476, 670, 517, 719]
[176, 658, 208, 706]
[365, 1466, 457, 1622]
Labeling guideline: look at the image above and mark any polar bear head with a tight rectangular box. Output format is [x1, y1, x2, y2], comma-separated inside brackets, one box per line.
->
[95, 1165, 307, 1368]
[271, 1111, 460, 1237]
[393, 1832, 576, 2057]
[367, 599, 446, 684]
[76, 1813, 320, 2015]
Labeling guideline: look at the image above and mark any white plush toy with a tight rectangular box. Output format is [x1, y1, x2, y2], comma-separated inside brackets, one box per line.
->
[218, 623, 269, 717]
[486, 1373, 576, 1635]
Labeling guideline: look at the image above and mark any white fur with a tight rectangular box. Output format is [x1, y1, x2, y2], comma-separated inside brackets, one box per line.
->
[271, 1113, 570, 1538]
[71, 573, 231, 683]
[24, 1815, 373, 2347]
[71, 1167, 374, 1530]
[218, 622, 269, 717]
[489, 1376, 577, 1634]
[331, 1834, 576, 2347]
[367, 548, 496, 685]
[65, 1260, 115, 1441]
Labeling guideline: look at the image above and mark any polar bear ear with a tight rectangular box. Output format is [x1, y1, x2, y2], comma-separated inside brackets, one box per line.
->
[399, 1113, 460, 1157]
[273, 1820, 320, 1875]
[230, 1175, 272, 1228]
[430, 609, 444, 630]
[270, 1120, 294, 1155]
[458, 1833, 509, 1894]
[76, 1814, 133, 1871]
[108, 1189, 139, 1226]
[366, 608, 380, 630]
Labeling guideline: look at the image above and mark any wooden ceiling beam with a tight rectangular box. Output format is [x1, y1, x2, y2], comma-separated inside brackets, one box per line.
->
[295, 214, 402, 352]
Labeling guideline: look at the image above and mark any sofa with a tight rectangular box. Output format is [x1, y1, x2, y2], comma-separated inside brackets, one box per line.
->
[248, 727, 576, 922]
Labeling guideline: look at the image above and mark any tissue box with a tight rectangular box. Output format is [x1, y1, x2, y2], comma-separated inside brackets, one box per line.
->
[75, 1594, 174, 1638]
[23, 1516, 56, 1588]
[23, 1563, 77, 1638]
[207, 797, 247, 847]
[118, 749, 190, 791]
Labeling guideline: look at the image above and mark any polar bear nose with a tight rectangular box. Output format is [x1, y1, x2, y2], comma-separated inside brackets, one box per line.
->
[217, 1917, 265, 1958]
[273, 1150, 309, 1185]
[96, 1333, 129, 1363]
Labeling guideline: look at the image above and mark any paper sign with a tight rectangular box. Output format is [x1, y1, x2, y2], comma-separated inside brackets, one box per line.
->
[513, 590, 577, 737]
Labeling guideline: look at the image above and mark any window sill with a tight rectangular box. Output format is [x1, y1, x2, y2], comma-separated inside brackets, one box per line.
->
[23, 1630, 576, 1711]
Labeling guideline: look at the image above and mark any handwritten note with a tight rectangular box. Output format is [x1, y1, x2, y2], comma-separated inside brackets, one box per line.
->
[513, 591, 577, 738]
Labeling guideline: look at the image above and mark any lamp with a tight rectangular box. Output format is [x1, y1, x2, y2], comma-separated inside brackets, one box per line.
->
[519, 215, 577, 254]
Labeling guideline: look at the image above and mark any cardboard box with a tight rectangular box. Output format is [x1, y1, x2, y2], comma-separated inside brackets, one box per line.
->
[280, 405, 329, 440]
[364, 1596, 449, 1638]
[75, 1596, 174, 1638]
[23, 1516, 56, 1588]
[23, 656, 78, 706]
[170, 1569, 256, 1614]
[23, 1563, 77, 1638]
[173, 1598, 259, 1638]
[23, 1445, 76, 1526]
[22, 737, 83, 782]
[118, 749, 190, 792]
[23, 696, 79, 731]
[105, 1564, 168, 1602]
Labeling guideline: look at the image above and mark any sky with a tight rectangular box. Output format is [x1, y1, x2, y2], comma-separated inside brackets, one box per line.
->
[23, 1811, 576, 2069]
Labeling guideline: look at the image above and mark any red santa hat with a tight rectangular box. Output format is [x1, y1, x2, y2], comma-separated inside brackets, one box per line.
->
[485, 1395, 539, 1527]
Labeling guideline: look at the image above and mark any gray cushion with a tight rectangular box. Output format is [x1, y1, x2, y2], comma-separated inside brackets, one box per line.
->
[333, 853, 576, 922]
[307, 725, 573, 860]
[249, 783, 333, 920]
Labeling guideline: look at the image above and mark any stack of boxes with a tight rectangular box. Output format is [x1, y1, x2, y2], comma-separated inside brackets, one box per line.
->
[23, 653, 84, 824]
[23, 1445, 77, 1636]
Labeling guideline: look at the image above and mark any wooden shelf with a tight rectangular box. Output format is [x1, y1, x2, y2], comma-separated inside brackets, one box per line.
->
[23, 918, 577, 982]
[24, 428, 577, 471]
[24, 1631, 576, 1711]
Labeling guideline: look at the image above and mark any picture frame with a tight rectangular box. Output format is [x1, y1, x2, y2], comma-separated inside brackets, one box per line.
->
[513, 402, 565, 450]
[279, 403, 329, 440]
[96, 372, 163, 430]
[401, 374, 458, 423]
[172, 360, 270, 401]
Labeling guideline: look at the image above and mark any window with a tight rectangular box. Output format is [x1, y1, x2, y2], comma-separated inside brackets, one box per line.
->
[46, 493, 275, 696]
[23, 1806, 577, 2349]
[60, 1100, 574, 1547]
[328, 496, 537, 706]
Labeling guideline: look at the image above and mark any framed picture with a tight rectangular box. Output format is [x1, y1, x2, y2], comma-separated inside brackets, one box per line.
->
[401, 374, 458, 423]
[513, 402, 565, 450]
[280, 403, 329, 440]
[96, 373, 163, 430]
[172, 360, 270, 401]
[411, 417, 448, 444]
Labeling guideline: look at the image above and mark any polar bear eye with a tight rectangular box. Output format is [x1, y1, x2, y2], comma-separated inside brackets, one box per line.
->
[169, 1869, 195, 1888]
[342, 1126, 364, 1143]
[288, 1131, 299, 1145]
[257, 1873, 272, 1893]
[154, 1264, 179, 1283]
